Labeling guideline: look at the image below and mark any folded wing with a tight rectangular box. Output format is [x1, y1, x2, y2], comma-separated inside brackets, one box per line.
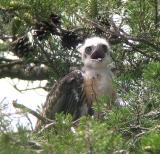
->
[35, 70, 89, 130]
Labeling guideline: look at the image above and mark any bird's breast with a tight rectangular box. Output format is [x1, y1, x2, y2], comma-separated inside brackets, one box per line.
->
[84, 73, 113, 105]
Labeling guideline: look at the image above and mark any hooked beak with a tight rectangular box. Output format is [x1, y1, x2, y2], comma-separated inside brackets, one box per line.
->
[90, 48, 105, 62]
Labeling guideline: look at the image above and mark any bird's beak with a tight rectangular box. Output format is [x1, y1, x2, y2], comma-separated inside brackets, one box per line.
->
[90, 45, 105, 62]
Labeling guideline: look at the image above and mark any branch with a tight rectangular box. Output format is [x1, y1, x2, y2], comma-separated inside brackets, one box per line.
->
[12, 101, 54, 124]
[0, 97, 6, 104]
[37, 118, 81, 134]
[37, 122, 56, 134]
[144, 110, 160, 119]
[126, 41, 160, 61]
[77, 14, 160, 52]
[13, 101, 82, 133]
[0, 57, 14, 62]
[0, 34, 14, 41]
[13, 85, 45, 92]
[119, 28, 160, 51]
[0, 59, 50, 80]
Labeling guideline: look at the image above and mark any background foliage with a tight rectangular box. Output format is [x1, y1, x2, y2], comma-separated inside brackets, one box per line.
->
[0, 0, 160, 153]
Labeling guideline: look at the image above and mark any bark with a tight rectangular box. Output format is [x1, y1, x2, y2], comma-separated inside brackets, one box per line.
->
[0, 59, 50, 80]
[158, 0, 160, 28]
[155, 0, 160, 29]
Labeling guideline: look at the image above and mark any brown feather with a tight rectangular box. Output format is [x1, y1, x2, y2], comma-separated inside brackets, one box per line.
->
[35, 70, 87, 130]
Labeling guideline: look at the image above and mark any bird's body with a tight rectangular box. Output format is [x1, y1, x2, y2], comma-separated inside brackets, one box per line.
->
[83, 67, 114, 105]
[35, 37, 115, 130]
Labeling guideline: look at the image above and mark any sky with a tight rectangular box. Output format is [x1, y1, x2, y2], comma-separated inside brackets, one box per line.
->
[0, 50, 48, 130]
[0, 78, 48, 130]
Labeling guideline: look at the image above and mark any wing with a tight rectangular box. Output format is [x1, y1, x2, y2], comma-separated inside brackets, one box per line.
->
[35, 70, 89, 130]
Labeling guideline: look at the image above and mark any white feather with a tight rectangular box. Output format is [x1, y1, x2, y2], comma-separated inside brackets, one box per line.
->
[79, 36, 114, 100]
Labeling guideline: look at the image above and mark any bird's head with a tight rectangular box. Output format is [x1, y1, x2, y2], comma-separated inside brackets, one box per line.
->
[78, 37, 112, 69]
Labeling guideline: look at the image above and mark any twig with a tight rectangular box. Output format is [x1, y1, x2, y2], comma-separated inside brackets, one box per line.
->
[37, 122, 56, 134]
[0, 60, 23, 68]
[25, 113, 34, 131]
[0, 33, 14, 41]
[13, 84, 45, 93]
[37, 117, 81, 134]
[12, 100, 54, 124]
[72, 118, 81, 126]
[144, 110, 160, 119]
[0, 97, 6, 104]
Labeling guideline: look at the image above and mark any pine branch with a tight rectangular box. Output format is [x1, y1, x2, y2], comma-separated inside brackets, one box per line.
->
[0, 60, 50, 80]
[12, 100, 54, 124]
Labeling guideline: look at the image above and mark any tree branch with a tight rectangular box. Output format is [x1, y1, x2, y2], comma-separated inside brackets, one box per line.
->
[12, 101, 54, 124]
[0, 34, 14, 41]
[0, 59, 50, 80]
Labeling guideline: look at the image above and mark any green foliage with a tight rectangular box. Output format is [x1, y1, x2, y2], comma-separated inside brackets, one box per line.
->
[0, 0, 160, 153]
[76, 117, 123, 154]
[0, 101, 11, 132]
[11, 16, 25, 36]
[105, 107, 133, 129]
[0, 42, 9, 51]
[0, 128, 34, 154]
[141, 132, 160, 154]
[143, 62, 160, 87]
[87, 0, 98, 18]
[1, 0, 159, 81]
[126, 0, 156, 34]
[0, 97, 160, 154]
[35, 114, 124, 154]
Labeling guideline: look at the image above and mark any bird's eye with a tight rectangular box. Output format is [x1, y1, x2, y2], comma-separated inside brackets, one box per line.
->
[101, 44, 108, 53]
[85, 46, 92, 55]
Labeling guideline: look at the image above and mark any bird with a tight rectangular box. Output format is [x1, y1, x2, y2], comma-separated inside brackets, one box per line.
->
[35, 36, 116, 130]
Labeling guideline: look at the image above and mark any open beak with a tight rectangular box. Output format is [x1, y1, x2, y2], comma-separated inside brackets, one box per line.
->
[90, 50, 105, 62]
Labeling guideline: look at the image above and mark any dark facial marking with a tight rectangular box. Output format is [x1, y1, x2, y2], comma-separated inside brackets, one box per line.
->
[101, 44, 108, 53]
[90, 44, 108, 59]
[85, 46, 92, 55]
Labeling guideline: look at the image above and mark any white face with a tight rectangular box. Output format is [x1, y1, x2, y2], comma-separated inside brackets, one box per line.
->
[78, 37, 112, 69]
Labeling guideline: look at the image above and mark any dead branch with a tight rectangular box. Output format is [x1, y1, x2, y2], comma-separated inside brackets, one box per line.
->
[13, 84, 45, 93]
[37, 122, 56, 134]
[12, 100, 54, 124]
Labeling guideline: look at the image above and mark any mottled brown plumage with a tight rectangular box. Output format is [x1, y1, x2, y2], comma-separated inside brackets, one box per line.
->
[35, 70, 90, 130]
